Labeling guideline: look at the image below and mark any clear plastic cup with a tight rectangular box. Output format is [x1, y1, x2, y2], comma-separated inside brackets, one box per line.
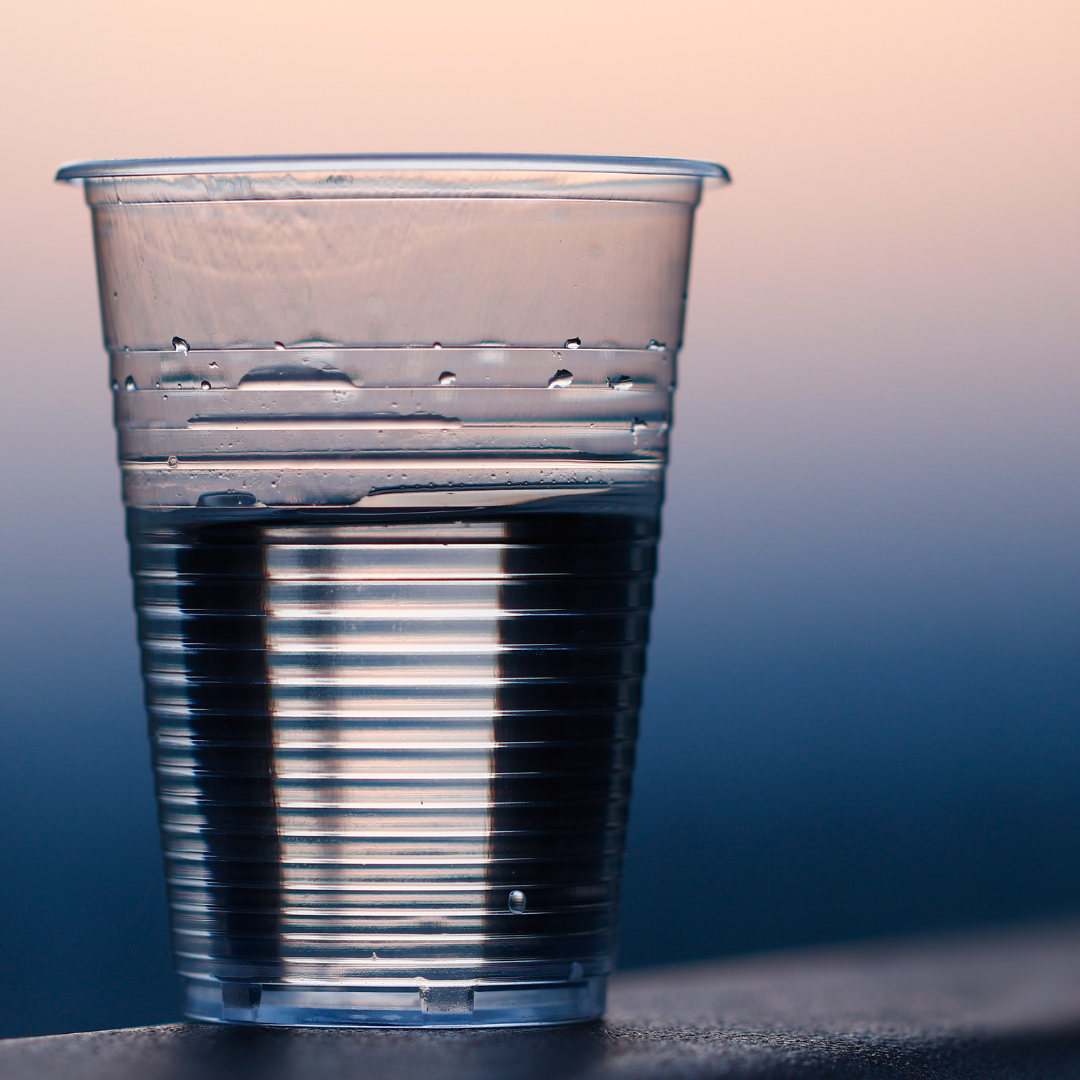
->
[57, 154, 727, 1027]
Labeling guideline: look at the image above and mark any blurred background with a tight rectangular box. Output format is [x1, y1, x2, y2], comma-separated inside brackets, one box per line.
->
[2, 0, 1079, 1039]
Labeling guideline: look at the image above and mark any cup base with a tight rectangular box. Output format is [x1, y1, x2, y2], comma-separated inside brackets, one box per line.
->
[184, 976, 607, 1027]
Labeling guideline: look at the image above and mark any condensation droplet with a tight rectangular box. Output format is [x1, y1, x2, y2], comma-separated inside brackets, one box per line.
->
[172, 336, 189, 354]
[438, 371, 457, 386]
[547, 369, 574, 389]
[201, 380, 212, 390]
[208, 360, 218, 368]
[167, 456, 179, 468]
[648, 340, 666, 351]
[111, 379, 119, 391]
[564, 337, 581, 349]
[274, 341, 286, 351]
[124, 375, 136, 391]
[433, 342, 443, 349]
[608, 375, 634, 390]
[508, 890, 526, 914]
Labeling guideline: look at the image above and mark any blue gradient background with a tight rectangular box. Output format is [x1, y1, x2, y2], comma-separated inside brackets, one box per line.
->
[2, 0, 1079, 1038]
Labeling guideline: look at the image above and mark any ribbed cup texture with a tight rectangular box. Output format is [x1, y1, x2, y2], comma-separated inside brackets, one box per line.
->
[131, 501, 658, 988]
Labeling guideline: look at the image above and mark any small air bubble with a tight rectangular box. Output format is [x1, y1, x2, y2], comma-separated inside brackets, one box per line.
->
[438, 371, 457, 386]
[608, 375, 634, 390]
[201, 380, 212, 390]
[547, 369, 574, 389]
[172, 337, 189, 354]
[564, 337, 581, 349]
[167, 456, 179, 468]
[124, 375, 136, 391]
[508, 890, 526, 914]
[197, 490, 257, 508]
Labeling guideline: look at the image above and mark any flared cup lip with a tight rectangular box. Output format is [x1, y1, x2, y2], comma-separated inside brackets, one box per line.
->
[55, 152, 730, 183]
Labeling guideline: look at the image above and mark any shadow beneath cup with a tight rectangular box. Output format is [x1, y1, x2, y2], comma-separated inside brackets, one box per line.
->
[146, 1020, 607, 1080]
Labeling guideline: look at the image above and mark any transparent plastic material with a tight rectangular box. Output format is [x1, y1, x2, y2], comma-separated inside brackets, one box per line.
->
[60, 154, 725, 1027]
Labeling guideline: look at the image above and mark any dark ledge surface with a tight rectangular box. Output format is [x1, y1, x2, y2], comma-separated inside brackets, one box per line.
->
[4, 922, 1080, 1079]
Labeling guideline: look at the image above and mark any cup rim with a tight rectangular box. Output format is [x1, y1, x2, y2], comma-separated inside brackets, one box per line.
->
[56, 152, 729, 183]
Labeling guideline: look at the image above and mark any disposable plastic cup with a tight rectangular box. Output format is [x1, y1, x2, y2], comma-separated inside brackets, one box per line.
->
[57, 154, 727, 1027]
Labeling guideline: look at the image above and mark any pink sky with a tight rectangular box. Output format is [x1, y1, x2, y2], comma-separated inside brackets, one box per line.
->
[0, 0, 1077, 482]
